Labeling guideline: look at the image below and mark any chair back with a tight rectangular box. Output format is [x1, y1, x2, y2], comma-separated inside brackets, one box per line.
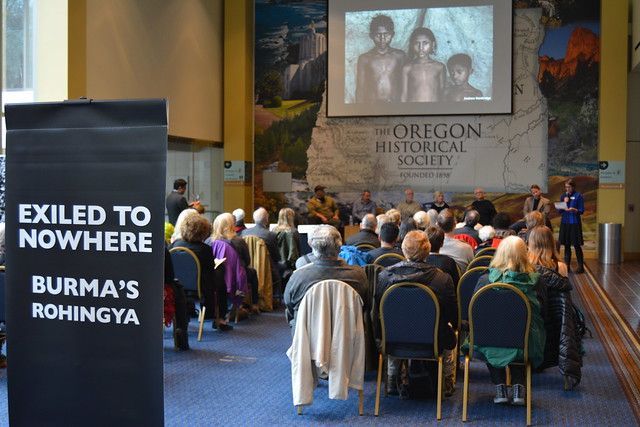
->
[380, 282, 440, 358]
[474, 247, 496, 258]
[468, 282, 531, 362]
[356, 242, 376, 252]
[169, 246, 202, 298]
[467, 255, 492, 271]
[243, 235, 273, 311]
[457, 266, 488, 326]
[0, 270, 5, 323]
[288, 279, 365, 407]
[372, 252, 405, 268]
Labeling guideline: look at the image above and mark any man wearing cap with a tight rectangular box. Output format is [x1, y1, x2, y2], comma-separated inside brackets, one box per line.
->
[307, 185, 341, 228]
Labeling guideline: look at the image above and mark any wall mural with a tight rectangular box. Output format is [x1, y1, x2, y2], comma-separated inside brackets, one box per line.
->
[254, 0, 600, 249]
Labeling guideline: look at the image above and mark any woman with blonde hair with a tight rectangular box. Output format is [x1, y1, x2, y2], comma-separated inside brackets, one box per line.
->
[385, 208, 402, 226]
[209, 213, 256, 316]
[274, 207, 300, 283]
[528, 226, 568, 277]
[170, 208, 199, 244]
[472, 236, 545, 405]
[517, 210, 544, 244]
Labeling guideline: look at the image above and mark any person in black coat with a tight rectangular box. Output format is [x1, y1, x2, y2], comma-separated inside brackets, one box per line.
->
[375, 230, 458, 397]
[425, 226, 460, 286]
[171, 214, 232, 331]
[527, 226, 582, 389]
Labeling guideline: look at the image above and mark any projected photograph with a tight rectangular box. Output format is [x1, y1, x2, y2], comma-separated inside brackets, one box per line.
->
[327, 0, 512, 117]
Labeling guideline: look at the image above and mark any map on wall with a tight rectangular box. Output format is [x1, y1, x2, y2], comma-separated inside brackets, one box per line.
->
[307, 8, 547, 193]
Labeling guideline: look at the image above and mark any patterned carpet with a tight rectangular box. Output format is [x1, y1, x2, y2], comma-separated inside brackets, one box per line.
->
[0, 293, 637, 426]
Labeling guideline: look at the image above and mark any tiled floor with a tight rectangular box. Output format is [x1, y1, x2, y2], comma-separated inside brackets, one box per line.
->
[585, 259, 640, 336]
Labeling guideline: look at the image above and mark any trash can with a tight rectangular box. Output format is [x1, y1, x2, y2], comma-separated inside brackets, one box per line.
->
[598, 223, 622, 264]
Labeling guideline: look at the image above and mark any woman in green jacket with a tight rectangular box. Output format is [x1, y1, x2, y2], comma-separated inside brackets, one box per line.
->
[472, 236, 546, 406]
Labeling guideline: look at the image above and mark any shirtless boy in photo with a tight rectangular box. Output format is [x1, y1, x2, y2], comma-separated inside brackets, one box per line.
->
[356, 14, 407, 103]
[401, 27, 445, 102]
[444, 53, 483, 101]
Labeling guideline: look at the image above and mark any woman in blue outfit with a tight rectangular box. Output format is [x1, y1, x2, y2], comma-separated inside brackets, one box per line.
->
[558, 179, 585, 273]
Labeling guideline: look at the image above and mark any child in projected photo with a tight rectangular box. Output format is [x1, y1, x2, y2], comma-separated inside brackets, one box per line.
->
[445, 53, 483, 102]
[356, 14, 407, 103]
[401, 27, 445, 102]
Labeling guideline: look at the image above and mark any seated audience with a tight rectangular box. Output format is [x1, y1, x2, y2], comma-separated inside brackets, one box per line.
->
[423, 190, 450, 213]
[475, 225, 497, 251]
[211, 213, 260, 314]
[171, 214, 232, 331]
[274, 207, 301, 283]
[164, 222, 174, 244]
[517, 211, 544, 244]
[425, 226, 460, 286]
[385, 208, 402, 226]
[426, 209, 439, 228]
[527, 226, 581, 387]
[398, 218, 417, 245]
[284, 225, 368, 332]
[210, 213, 251, 319]
[375, 213, 391, 235]
[413, 210, 430, 230]
[396, 188, 422, 221]
[352, 190, 377, 224]
[233, 208, 247, 234]
[492, 212, 516, 239]
[345, 213, 380, 248]
[242, 207, 282, 295]
[438, 209, 474, 271]
[368, 222, 404, 263]
[375, 231, 458, 397]
[170, 208, 200, 244]
[453, 209, 482, 245]
[471, 236, 545, 405]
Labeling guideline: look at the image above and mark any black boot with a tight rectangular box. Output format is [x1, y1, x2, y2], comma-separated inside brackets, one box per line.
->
[575, 246, 585, 273]
[564, 246, 572, 272]
[386, 374, 398, 395]
[173, 328, 189, 351]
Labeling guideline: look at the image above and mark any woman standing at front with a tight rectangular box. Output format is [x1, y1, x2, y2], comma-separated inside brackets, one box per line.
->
[558, 179, 584, 273]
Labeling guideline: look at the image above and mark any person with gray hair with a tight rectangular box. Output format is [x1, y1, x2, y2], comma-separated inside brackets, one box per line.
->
[241, 207, 282, 294]
[284, 225, 368, 333]
[374, 230, 458, 397]
[413, 210, 430, 230]
[453, 209, 482, 245]
[345, 213, 380, 248]
[232, 208, 246, 233]
[475, 225, 497, 252]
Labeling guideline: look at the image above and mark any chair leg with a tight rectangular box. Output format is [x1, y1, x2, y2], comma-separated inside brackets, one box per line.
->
[358, 389, 364, 416]
[197, 306, 206, 342]
[506, 365, 511, 386]
[297, 405, 302, 415]
[235, 303, 239, 324]
[526, 362, 532, 426]
[375, 353, 383, 416]
[437, 355, 443, 421]
[453, 331, 459, 384]
[462, 355, 470, 422]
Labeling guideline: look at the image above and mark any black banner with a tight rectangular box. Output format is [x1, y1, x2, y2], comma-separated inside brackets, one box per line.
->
[5, 99, 167, 426]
